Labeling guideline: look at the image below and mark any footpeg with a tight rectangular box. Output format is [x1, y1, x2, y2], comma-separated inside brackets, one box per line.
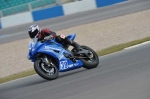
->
[63, 53, 76, 62]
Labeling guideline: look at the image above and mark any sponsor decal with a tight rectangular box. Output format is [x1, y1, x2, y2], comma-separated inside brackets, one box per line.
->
[60, 60, 68, 70]
[44, 46, 61, 51]
[60, 34, 66, 39]
[58, 52, 64, 60]
[60, 60, 79, 70]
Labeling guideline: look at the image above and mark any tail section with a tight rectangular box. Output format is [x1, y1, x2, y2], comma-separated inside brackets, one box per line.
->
[67, 34, 76, 41]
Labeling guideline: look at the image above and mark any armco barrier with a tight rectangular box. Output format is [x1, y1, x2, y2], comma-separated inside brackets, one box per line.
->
[95, 0, 127, 7]
[32, 5, 64, 21]
[0, 22, 1, 29]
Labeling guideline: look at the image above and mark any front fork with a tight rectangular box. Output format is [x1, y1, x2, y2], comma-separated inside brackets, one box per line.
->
[41, 55, 54, 67]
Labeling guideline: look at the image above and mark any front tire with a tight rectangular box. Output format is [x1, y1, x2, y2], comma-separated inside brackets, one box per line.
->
[80, 46, 99, 69]
[34, 59, 59, 80]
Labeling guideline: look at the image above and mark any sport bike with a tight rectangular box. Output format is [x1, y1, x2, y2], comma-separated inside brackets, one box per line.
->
[27, 34, 99, 80]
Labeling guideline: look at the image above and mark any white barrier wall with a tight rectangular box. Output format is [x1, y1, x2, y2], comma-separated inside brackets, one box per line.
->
[1, 12, 33, 28]
[0, 0, 127, 29]
[63, 0, 96, 15]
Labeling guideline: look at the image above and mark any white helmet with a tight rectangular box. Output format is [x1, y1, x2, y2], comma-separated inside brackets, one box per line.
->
[28, 24, 40, 38]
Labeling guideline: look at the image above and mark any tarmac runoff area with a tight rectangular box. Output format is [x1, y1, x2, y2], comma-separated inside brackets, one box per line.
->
[0, 9, 150, 78]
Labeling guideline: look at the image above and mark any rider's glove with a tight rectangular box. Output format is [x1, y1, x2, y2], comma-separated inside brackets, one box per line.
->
[44, 35, 53, 40]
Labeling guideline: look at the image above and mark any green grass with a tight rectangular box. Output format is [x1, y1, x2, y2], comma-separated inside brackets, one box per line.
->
[0, 69, 36, 84]
[1, 37, 150, 84]
[97, 37, 150, 56]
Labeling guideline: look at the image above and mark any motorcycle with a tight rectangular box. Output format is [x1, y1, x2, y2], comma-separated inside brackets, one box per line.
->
[27, 33, 99, 80]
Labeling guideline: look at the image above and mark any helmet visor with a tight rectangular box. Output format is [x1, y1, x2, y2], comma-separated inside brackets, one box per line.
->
[28, 29, 38, 38]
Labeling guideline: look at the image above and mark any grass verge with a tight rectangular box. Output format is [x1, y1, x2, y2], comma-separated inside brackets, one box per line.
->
[0, 70, 36, 84]
[1, 37, 150, 84]
[97, 37, 150, 56]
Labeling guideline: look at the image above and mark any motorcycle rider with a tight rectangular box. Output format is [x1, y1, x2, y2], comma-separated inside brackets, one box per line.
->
[28, 24, 81, 52]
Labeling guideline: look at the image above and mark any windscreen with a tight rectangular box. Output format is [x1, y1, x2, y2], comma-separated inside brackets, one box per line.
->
[28, 37, 38, 50]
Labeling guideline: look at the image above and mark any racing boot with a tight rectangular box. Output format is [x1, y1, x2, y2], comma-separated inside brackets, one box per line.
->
[72, 41, 81, 52]
[65, 38, 81, 55]
[66, 38, 80, 49]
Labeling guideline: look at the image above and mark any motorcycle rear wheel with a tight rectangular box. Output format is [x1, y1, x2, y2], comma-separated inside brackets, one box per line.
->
[80, 46, 99, 69]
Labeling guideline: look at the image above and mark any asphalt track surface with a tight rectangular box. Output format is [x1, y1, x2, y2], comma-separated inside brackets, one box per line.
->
[1, 41, 150, 99]
[0, 0, 150, 44]
[1, 0, 150, 99]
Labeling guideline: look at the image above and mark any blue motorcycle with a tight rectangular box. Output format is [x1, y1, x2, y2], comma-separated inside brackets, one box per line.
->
[27, 34, 99, 80]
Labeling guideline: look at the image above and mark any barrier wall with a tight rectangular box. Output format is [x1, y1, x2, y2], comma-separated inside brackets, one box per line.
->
[63, 0, 96, 15]
[1, 12, 33, 28]
[96, 0, 127, 7]
[32, 5, 64, 21]
[0, 0, 128, 29]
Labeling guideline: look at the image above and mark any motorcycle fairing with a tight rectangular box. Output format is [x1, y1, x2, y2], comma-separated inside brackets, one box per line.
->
[36, 42, 83, 72]
[59, 59, 83, 72]
[29, 40, 63, 62]
[67, 33, 76, 41]
[28, 33, 83, 71]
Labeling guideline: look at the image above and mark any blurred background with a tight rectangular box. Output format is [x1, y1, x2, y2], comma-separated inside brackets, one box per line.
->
[0, 0, 77, 17]
[0, 0, 128, 29]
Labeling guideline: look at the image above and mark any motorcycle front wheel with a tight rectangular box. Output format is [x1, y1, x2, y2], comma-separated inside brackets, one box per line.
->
[34, 59, 59, 80]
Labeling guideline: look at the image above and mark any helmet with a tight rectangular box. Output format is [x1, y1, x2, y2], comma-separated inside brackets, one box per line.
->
[28, 24, 40, 38]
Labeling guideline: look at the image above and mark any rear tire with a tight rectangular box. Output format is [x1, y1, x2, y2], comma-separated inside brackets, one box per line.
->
[34, 59, 59, 80]
[80, 46, 99, 69]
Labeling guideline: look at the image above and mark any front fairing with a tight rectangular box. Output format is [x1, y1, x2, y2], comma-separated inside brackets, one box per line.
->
[27, 34, 76, 61]
[27, 38, 63, 62]
[27, 38, 42, 61]
[27, 34, 83, 71]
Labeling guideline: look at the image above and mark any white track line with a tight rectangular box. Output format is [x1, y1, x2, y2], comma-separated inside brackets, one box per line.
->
[0, 34, 10, 38]
[124, 41, 150, 50]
